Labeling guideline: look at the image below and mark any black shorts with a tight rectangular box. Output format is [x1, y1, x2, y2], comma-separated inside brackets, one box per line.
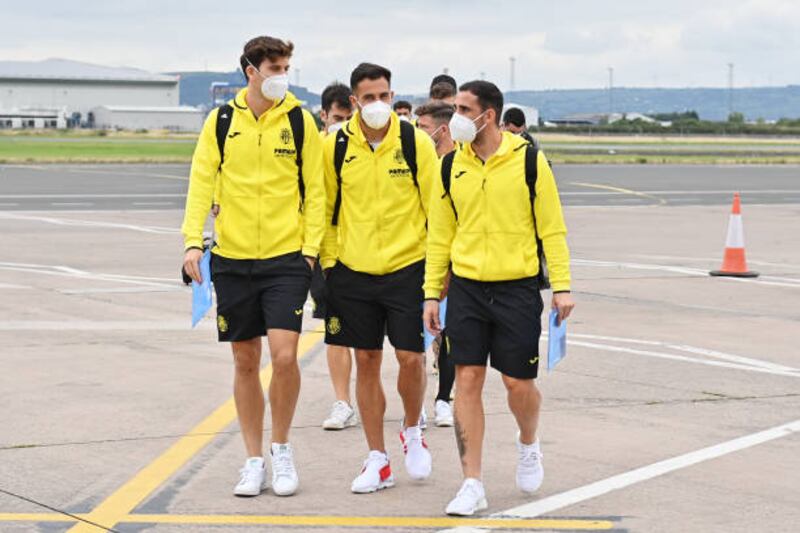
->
[446, 274, 544, 379]
[211, 251, 312, 342]
[325, 260, 424, 352]
[309, 261, 327, 319]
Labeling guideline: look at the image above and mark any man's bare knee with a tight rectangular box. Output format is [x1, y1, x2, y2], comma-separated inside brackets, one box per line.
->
[396, 350, 423, 370]
[232, 339, 261, 376]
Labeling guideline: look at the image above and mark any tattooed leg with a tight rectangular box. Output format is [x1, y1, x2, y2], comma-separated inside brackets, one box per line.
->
[453, 365, 486, 479]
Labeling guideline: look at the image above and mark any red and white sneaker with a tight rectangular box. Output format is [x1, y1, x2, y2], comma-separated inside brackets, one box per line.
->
[400, 425, 432, 480]
[351, 450, 395, 493]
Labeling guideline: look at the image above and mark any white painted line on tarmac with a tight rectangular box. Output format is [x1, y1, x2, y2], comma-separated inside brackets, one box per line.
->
[0, 212, 179, 234]
[59, 286, 183, 294]
[0, 261, 180, 289]
[0, 202, 19, 207]
[51, 202, 93, 207]
[0, 320, 213, 331]
[559, 189, 800, 196]
[574, 259, 800, 288]
[0, 283, 32, 289]
[493, 419, 800, 520]
[632, 254, 800, 272]
[0, 193, 184, 199]
[567, 333, 798, 373]
[565, 339, 800, 378]
[132, 202, 176, 206]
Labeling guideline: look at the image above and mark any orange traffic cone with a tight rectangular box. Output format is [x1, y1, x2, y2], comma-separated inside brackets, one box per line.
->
[709, 193, 759, 278]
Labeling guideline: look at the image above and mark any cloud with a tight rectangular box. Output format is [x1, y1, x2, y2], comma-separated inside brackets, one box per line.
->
[0, 0, 798, 91]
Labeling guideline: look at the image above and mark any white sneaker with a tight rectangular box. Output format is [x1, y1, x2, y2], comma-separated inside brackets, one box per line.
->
[400, 425, 432, 480]
[233, 457, 267, 497]
[351, 450, 395, 493]
[434, 400, 454, 427]
[445, 478, 488, 516]
[516, 434, 544, 493]
[270, 443, 299, 496]
[322, 400, 358, 430]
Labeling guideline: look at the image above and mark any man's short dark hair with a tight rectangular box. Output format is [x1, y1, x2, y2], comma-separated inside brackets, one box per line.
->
[393, 100, 412, 112]
[240, 36, 294, 77]
[459, 80, 503, 125]
[321, 82, 352, 112]
[414, 101, 455, 124]
[350, 63, 392, 91]
[430, 82, 457, 101]
[502, 107, 526, 128]
[430, 74, 457, 93]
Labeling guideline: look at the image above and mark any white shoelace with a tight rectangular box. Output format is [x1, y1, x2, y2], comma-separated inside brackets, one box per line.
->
[518, 445, 541, 467]
[456, 481, 482, 501]
[273, 452, 295, 478]
[238, 466, 261, 485]
[331, 401, 352, 422]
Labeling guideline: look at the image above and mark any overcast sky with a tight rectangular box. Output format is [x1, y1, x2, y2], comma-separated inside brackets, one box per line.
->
[2, 0, 799, 94]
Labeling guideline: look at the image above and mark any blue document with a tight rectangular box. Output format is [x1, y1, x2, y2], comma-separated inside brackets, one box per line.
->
[547, 309, 567, 371]
[191, 249, 213, 328]
[423, 297, 448, 350]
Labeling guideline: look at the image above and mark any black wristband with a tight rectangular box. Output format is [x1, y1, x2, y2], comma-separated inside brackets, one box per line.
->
[424, 298, 441, 302]
[185, 246, 203, 253]
[553, 290, 571, 294]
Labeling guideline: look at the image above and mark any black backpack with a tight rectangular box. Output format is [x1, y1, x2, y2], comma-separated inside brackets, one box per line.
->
[214, 103, 306, 207]
[331, 120, 418, 226]
[440, 143, 551, 290]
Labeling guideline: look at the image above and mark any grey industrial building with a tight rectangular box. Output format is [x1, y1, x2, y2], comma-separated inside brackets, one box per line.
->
[0, 58, 203, 131]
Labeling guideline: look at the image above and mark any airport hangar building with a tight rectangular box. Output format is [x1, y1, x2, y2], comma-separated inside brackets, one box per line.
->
[0, 58, 203, 131]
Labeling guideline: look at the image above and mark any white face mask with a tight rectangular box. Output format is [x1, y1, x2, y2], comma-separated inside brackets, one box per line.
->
[246, 58, 288, 101]
[327, 121, 345, 134]
[359, 100, 392, 129]
[398, 115, 410, 123]
[429, 125, 444, 147]
[449, 111, 487, 143]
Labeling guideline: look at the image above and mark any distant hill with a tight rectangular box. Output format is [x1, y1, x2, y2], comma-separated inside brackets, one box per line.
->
[172, 70, 321, 110]
[173, 72, 800, 121]
[397, 86, 800, 122]
[501, 86, 800, 122]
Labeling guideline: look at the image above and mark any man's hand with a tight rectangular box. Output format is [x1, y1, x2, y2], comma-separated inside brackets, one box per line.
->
[552, 292, 575, 325]
[423, 299, 441, 335]
[304, 255, 316, 271]
[183, 248, 204, 283]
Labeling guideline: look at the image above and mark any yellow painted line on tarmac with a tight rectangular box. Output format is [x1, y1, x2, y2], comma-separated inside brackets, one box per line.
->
[65, 324, 325, 533]
[571, 181, 668, 205]
[0, 511, 613, 530]
[0, 513, 76, 522]
[122, 513, 614, 530]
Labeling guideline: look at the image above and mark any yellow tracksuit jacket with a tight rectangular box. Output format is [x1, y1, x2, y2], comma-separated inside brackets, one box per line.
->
[320, 112, 439, 275]
[181, 89, 325, 259]
[424, 132, 571, 298]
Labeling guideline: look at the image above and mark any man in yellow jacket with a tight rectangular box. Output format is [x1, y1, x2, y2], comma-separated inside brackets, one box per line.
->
[320, 63, 439, 493]
[181, 36, 324, 499]
[314, 82, 359, 431]
[423, 80, 575, 515]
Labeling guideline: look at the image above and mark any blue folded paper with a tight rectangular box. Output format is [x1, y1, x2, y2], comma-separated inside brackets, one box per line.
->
[547, 309, 567, 371]
[191, 249, 213, 328]
[423, 297, 448, 350]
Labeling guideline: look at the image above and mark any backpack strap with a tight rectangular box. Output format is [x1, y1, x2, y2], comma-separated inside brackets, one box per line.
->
[399, 120, 418, 189]
[440, 150, 457, 221]
[287, 106, 306, 209]
[214, 104, 234, 170]
[331, 128, 349, 226]
[523, 143, 550, 290]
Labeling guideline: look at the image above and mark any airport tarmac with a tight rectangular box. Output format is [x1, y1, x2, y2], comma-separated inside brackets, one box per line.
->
[0, 163, 799, 211]
[0, 164, 799, 532]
